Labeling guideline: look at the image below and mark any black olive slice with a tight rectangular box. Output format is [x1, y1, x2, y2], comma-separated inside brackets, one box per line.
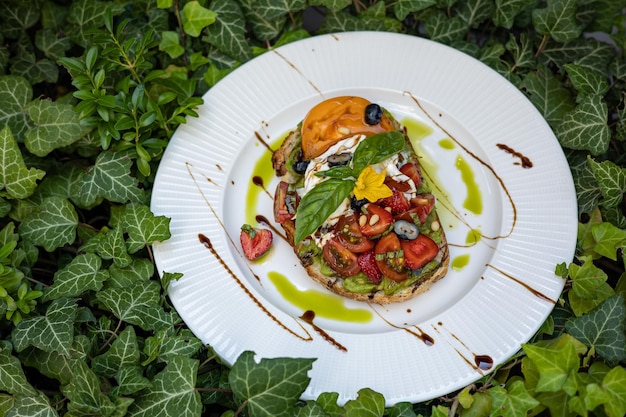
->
[327, 152, 352, 167]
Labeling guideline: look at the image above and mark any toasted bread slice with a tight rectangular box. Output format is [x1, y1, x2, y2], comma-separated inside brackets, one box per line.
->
[272, 100, 449, 304]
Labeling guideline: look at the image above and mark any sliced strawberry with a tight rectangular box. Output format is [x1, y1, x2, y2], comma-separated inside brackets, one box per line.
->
[378, 190, 410, 215]
[357, 250, 383, 284]
[240, 224, 273, 260]
[399, 162, 421, 189]
[396, 194, 436, 225]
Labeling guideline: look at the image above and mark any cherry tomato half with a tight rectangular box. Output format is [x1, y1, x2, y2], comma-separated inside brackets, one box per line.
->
[335, 215, 374, 253]
[401, 234, 439, 270]
[360, 204, 394, 237]
[323, 238, 361, 276]
[374, 233, 408, 282]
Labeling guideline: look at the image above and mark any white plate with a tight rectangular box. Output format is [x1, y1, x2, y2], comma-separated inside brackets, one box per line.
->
[151, 32, 577, 406]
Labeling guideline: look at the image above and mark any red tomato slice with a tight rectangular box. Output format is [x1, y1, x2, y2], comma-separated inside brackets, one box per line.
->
[401, 234, 439, 270]
[400, 162, 421, 189]
[374, 233, 408, 282]
[335, 215, 374, 253]
[359, 204, 394, 237]
[322, 238, 361, 276]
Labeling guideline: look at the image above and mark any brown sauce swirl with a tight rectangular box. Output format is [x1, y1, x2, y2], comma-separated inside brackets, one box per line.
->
[497, 143, 533, 168]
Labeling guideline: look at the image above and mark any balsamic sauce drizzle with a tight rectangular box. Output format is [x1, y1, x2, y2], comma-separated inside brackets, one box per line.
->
[186, 162, 315, 342]
[432, 325, 494, 373]
[496, 144, 533, 168]
[271, 49, 324, 96]
[404, 91, 517, 241]
[369, 306, 435, 346]
[300, 310, 347, 352]
[486, 264, 555, 303]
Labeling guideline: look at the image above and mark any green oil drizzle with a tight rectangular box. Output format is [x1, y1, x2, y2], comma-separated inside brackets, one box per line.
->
[466, 228, 482, 246]
[245, 133, 287, 225]
[438, 138, 455, 150]
[404, 118, 434, 141]
[268, 271, 373, 323]
[451, 254, 470, 271]
[403, 118, 440, 185]
[455, 154, 483, 215]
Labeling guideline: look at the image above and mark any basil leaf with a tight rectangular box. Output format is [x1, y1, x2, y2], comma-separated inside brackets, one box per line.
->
[351, 131, 405, 174]
[315, 165, 354, 179]
[294, 179, 354, 244]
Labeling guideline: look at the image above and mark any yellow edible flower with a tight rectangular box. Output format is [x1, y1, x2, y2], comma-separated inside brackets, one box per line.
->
[353, 166, 392, 202]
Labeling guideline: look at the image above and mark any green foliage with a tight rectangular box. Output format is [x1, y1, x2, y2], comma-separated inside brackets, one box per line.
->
[0, 0, 624, 416]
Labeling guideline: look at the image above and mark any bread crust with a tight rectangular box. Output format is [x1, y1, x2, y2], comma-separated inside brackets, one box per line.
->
[273, 129, 450, 304]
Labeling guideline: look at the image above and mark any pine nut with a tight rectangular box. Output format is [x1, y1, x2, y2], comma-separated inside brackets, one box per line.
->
[359, 215, 367, 227]
[369, 214, 380, 226]
[431, 220, 440, 231]
[385, 206, 392, 213]
[337, 126, 351, 135]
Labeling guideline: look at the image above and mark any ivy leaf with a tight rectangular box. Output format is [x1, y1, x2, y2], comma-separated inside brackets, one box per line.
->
[494, 0, 535, 29]
[456, 0, 495, 29]
[95, 226, 133, 268]
[11, 298, 77, 356]
[568, 152, 601, 215]
[522, 335, 580, 392]
[144, 329, 203, 365]
[239, 0, 306, 41]
[587, 158, 626, 209]
[229, 351, 316, 417]
[107, 258, 154, 288]
[393, 0, 437, 21]
[0, 126, 45, 200]
[73, 151, 145, 207]
[315, 392, 344, 417]
[565, 295, 626, 363]
[343, 388, 385, 417]
[0, 75, 32, 141]
[182, 1, 217, 37]
[10, 52, 59, 85]
[591, 222, 626, 261]
[91, 326, 140, 378]
[0, 349, 37, 396]
[294, 401, 329, 417]
[601, 366, 626, 417]
[309, 0, 351, 10]
[62, 358, 116, 417]
[564, 64, 610, 99]
[34, 29, 72, 61]
[43, 253, 109, 301]
[159, 31, 184, 59]
[0, 2, 39, 38]
[204, 0, 252, 62]
[20, 347, 73, 385]
[115, 365, 153, 396]
[121, 204, 171, 254]
[555, 95, 610, 156]
[127, 356, 201, 417]
[24, 98, 88, 157]
[96, 280, 176, 331]
[488, 380, 540, 417]
[18, 196, 78, 252]
[532, 0, 582, 43]
[6, 391, 59, 417]
[66, 0, 124, 47]
[423, 11, 467, 45]
[521, 70, 575, 125]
